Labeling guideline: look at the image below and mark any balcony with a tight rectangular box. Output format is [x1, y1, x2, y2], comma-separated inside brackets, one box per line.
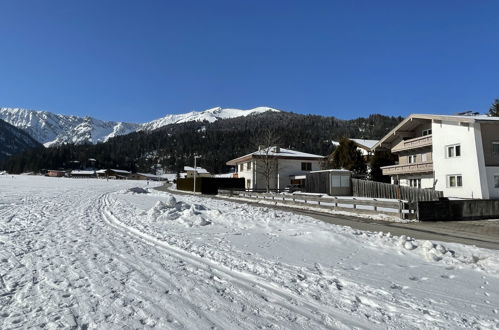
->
[392, 135, 432, 153]
[381, 162, 433, 176]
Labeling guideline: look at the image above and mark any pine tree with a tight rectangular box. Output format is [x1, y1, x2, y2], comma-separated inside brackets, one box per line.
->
[369, 149, 397, 182]
[329, 138, 367, 177]
[488, 99, 499, 117]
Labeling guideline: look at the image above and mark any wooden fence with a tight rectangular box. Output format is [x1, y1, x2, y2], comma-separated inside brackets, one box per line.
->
[219, 190, 415, 219]
[352, 179, 443, 202]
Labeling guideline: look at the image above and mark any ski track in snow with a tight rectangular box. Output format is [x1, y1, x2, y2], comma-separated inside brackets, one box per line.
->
[0, 176, 499, 329]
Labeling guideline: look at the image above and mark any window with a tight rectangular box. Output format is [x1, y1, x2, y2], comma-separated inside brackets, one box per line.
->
[332, 175, 351, 188]
[239, 164, 244, 172]
[493, 142, 499, 156]
[422, 129, 432, 136]
[409, 178, 421, 188]
[446, 144, 461, 158]
[408, 155, 417, 164]
[494, 175, 499, 189]
[422, 153, 428, 162]
[246, 179, 251, 189]
[301, 162, 312, 171]
[247, 161, 251, 170]
[447, 175, 463, 188]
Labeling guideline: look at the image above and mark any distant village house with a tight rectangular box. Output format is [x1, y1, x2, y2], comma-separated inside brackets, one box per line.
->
[226, 147, 325, 191]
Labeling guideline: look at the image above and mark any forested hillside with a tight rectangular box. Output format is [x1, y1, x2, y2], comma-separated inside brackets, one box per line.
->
[1, 112, 402, 174]
[0, 119, 42, 161]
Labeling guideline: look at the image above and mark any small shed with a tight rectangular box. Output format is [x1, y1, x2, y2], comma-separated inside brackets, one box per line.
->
[305, 169, 352, 196]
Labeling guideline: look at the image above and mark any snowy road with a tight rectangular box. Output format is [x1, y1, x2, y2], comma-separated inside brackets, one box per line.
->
[1, 176, 499, 329]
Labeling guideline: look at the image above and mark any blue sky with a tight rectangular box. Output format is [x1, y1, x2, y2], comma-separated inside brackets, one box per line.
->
[0, 1, 498, 122]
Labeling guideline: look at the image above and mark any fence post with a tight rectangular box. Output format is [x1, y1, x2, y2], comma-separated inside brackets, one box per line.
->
[373, 199, 377, 211]
[334, 197, 338, 207]
[398, 200, 403, 219]
[353, 198, 356, 209]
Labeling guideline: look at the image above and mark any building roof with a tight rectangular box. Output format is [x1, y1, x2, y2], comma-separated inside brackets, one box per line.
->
[183, 166, 210, 174]
[71, 170, 95, 175]
[373, 113, 499, 150]
[226, 147, 324, 165]
[350, 139, 379, 150]
[96, 169, 107, 174]
[214, 173, 236, 178]
[110, 169, 131, 174]
[310, 169, 351, 174]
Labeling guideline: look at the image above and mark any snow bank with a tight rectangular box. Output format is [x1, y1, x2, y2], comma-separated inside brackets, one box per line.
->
[145, 197, 212, 227]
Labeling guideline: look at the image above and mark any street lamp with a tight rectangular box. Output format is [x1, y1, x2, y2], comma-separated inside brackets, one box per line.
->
[193, 155, 201, 192]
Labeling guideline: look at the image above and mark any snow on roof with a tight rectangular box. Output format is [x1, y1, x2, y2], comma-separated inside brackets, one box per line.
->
[350, 139, 379, 149]
[96, 169, 107, 174]
[183, 166, 210, 174]
[71, 170, 95, 175]
[110, 169, 131, 174]
[227, 147, 324, 165]
[310, 169, 351, 173]
[214, 173, 236, 178]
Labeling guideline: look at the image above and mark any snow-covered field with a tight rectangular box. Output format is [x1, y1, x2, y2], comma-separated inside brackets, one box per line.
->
[1, 176, 498, 329]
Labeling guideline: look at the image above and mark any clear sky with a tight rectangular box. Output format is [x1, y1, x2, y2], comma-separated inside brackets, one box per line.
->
[1, 0, 498, 122]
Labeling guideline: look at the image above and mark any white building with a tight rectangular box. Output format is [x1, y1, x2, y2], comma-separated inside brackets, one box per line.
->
[226, 147, 325, 191]
[374, 114, 499, 199]
[182, 166, 211, 178]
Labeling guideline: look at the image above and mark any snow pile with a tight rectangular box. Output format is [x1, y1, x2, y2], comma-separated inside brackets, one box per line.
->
[126, 187, 149, 194]
[146, 197, 212, 227]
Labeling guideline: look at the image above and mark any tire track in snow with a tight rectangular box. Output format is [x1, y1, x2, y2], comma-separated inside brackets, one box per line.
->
[99, 192, 373, 330]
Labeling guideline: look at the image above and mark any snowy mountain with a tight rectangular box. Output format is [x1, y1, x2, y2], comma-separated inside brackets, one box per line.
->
[0, 119, 42, 160]
[0, 107, 279, 147]
[141, 107, 279, 131]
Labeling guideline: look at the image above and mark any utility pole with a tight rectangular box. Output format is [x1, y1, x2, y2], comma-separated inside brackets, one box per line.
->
[193, 155, 201, 192]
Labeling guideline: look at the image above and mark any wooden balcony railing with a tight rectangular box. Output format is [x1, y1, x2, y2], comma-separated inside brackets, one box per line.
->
[381, 162, 433, 176]
[392, 135, 432, 153]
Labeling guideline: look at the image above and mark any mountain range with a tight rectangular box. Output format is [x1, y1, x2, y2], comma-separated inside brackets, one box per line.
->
[0, 106, 279, 147]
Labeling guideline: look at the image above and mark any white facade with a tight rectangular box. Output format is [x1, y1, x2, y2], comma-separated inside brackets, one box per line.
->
[432, 120, 487, 198]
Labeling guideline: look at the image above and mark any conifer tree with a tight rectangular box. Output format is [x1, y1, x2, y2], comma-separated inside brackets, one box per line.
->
[329, 138, 367, 177]
[488, 99, 499, 117]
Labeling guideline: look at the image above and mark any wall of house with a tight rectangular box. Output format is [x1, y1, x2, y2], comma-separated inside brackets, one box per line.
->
[485, 166, 499, 199]
[236, 158, 324, 190]
[236, 160, 255, 190]
[432, 120, 487, 198]
[275, 159, 322, 190]
[397, 174, 434, 189]
[413, 122, 432, 137]
[481, 123, 499, 166]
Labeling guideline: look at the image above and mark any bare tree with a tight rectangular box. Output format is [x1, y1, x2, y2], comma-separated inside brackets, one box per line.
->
[252, 128, 281, 192]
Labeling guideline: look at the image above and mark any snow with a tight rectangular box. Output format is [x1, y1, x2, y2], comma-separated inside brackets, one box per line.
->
[141, 107, 280, 131]
[227, 147, 324, 165]
[1, 176, 499, 329]
[183, 166, 210, 174]
[0, 107, 279, 147]
[350, 139, 379, 149]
